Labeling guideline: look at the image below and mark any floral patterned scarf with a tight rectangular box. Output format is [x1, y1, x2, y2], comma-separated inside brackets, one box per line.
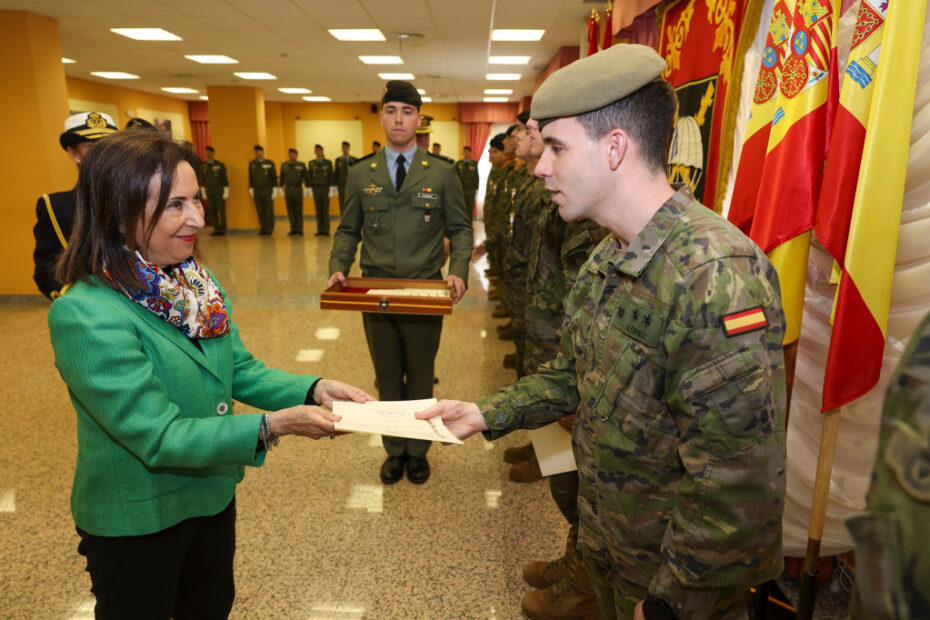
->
[104, 250, 230, 339]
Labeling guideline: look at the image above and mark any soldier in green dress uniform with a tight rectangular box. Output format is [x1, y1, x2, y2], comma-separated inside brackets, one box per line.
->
[453, 146, 479, 220]
[334, 141, 358, 216]
[248, 145, 277, 235]
[328, 80, 473, 486]
[418, 44, 787, 620]
[200, 146, 229, 236]
[280, 148, 307, 235]
[307, 144, 334, 236]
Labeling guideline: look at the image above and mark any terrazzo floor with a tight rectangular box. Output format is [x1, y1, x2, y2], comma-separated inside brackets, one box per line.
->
[0, 217, 568, 619]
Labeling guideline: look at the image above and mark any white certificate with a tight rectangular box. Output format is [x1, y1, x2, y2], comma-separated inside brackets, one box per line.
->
[332, 399, 464, 445]
[529, 422, 577, 476]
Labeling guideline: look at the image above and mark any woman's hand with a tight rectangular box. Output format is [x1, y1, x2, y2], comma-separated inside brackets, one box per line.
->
[267, 405, 342, 440]
[313, 379, 374, 409]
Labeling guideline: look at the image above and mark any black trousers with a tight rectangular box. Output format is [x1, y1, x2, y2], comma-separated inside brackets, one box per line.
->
[362, 312, 442, 458]
[76, 499, 236, 620]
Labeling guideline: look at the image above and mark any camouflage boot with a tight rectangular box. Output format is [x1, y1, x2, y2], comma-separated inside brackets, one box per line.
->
[521, 549, 599, 620]
[523, 525, 577, 588]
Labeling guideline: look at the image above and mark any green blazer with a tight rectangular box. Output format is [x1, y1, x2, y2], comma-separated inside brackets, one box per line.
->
[49, 276, 316, 537]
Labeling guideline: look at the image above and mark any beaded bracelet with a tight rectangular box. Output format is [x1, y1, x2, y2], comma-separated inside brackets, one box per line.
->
[260, 413, 279, 451]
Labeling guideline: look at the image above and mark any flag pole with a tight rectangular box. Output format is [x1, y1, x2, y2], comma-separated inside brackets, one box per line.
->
[796, 408, 841, 619]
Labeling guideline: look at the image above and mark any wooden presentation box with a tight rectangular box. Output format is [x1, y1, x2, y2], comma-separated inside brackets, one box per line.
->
[321, 277, 452, 316]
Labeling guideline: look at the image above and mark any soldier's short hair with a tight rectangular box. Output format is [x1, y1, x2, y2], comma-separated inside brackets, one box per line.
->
[288, 148, 297, 154]
[575, 80, 677, 174]
[373, 140, 382, 148]
[342, 141, 350, 147]
[205, 146, 215, 152]
[432, 143, 440, 149]
[254, 144, 263, 151]
[315, 144, 323, 150]
[463, 146, 472, 151]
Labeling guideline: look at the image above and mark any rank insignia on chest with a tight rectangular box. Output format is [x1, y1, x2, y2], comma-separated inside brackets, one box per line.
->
[722, 307, 768, 337]
[418, 191, 438, 200]
[370, 162, 378, 170]
[421, 160, 429, 167]
[363, 184, 383, 195]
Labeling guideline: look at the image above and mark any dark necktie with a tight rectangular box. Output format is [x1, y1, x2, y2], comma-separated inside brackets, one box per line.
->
[395, 154, 406, 190]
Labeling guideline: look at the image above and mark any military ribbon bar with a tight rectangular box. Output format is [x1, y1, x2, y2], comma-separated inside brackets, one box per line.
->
[722, 307, 768, 337]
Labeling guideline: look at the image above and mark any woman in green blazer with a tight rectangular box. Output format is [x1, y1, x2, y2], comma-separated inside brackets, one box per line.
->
[49, 130, 371, 619]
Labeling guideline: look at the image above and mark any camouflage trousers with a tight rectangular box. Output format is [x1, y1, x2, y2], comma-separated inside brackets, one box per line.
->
[584, 559, 749, 620]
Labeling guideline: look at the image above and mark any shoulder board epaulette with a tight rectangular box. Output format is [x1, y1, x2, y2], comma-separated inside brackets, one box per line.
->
[352, 153, 376, 166]
[426, 152, 454, 164]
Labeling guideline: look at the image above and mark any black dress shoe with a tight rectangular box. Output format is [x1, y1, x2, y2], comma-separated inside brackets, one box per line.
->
[315, 231, 329, 236]
[380, 456, 405, 484]
[406, 456, 430, 484]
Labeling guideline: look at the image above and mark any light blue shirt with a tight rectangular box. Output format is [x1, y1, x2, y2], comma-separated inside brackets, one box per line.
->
[384, 144, 418, 190]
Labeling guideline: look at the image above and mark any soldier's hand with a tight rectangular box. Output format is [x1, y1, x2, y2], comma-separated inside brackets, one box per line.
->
[327, 272, 347, 290]
[471, 242, 487, 262]
[414, 399, 487, 440]
[249, 188, 254, 199]
[634, 601, 646, 620]
[222, 186, 229, 200]
[447, 275, 466, 303]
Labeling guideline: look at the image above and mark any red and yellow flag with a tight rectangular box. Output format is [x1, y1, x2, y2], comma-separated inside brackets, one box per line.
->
[819, 0, 927, 412]
[728, 0, 795, 235]
[602, 1, 614, 51]
[748, 0, 841, 344]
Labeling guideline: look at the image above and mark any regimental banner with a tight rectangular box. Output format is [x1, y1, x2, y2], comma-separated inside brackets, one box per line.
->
[660, 0, 749, 208]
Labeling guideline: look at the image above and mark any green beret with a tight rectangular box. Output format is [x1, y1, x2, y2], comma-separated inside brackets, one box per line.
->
[531, 44, 667, 128]
[382, 80, 422, 108]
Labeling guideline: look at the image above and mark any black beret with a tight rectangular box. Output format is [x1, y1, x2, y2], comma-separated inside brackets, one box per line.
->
[381, 80, 422, 108]
[288, 148, 297, 153]
[489, 134, 506, 151]
[516, 110, 530, 125]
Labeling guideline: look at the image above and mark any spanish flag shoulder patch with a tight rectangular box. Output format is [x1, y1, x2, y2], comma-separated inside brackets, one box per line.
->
[722, 307, 768, 337]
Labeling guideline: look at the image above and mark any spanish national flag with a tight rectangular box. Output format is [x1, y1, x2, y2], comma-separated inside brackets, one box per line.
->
[817, 0, 928, 412]
[747, 0, 841, 345]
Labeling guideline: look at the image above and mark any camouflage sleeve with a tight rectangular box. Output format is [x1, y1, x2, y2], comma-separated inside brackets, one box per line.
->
[561, 219, 607, 288]
[649, 255, 787, 616]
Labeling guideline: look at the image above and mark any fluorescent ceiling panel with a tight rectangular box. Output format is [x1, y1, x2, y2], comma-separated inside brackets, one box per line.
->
[329, 29, 385, 41]
[302, 96, 332, 102]
[491, 30, 544, 41]
[359, 56, 403, 64]
[483, 97, 509, 102]
[378, 72, 415, 80]
[161, 87, 198, 94]
[185, 55, 238, 64]
[489, 56, 531, 65]
[486, 73, 521, 80]
[91, 71, 139, 79]
[279, 87, 312, 94]
[234, 72, 276, 80]
[111, 28, 181, 41]
[484, 88, 513, 95]
[62, 57, 76, 64]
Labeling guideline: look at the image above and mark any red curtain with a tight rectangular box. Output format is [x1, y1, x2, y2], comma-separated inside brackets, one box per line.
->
[188, 101, 211, 159]
[458, 102, 520, 123]
[466, 123, 493, 161]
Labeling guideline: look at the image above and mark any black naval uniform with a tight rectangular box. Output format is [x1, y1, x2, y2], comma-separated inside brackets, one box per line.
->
[33, 189, 76, 299]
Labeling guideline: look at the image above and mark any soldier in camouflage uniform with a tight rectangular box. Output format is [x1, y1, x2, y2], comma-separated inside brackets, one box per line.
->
[477, 133, 509, 285]
[279, 148, 307, 235]
[846, 309, 930, 619]
[418, 44, 787, 620]
[453, 146, 479, 220]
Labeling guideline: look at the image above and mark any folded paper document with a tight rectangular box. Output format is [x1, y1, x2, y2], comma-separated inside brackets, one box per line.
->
[333, 399, 463, 444]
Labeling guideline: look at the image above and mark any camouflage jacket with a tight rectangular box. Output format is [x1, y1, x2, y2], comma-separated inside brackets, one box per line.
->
[523, 202, 608, 375]
[478, 188, 787, 617]
[847, 310, 930, 619]
[501, 173, 545, 318]
[485, 161, 522, 254]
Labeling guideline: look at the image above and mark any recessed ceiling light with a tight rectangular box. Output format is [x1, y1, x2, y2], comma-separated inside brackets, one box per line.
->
[489, 56, 531, 65]
[110, 28, 181, 41]
[185, 55, 238, 64]
[234, 72, 277, 80]
[486, 73, 521, 81]
[484, 88, 513, 95]
[161, 87, 198, 94]
[199, 96, 209, 100]
[329, 29, 385, 41]
[491, 29, 544, 42]
[279, 88, 312, 94]
[302, 96, 332, 102]
[62, 57, 76, 64]
[417, 89, 426, 95]
[483, 97, 509, 102]
[378, 73, 415, 80]
[359, 56, 403, 65]
[91, 71, 140, 79]
[421, 97, 433, 102]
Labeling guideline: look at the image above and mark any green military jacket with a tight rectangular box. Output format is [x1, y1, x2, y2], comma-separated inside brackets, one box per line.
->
[523, 202, 608, 374]
[329, 148, 473, 282]
[280, 160, 307, 189]
[334, 155, 358, 189]
[307, 158, 334, 187]
[453, 158, 480, 193]
[478, 188, 787, 617]
[248, 158, 277, 191]
[847, 310, 930, 619]
[201, 159, 228, 191]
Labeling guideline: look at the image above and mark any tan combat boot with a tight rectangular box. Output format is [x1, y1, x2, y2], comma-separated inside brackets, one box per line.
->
[521, 544, 599, 620]
[503, 442, 535, 464]
[523, 525, 577, 588]
[509, 454, 542, 482]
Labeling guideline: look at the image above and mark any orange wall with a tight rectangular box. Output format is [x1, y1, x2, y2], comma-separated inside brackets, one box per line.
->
[66, 76, 194, 139]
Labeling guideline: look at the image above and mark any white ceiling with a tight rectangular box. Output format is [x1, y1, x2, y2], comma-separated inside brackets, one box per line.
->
[4, 0, 595, 103]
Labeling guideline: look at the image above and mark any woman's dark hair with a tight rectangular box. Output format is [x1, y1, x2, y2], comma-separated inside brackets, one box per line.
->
[56, 129, 202, 290]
